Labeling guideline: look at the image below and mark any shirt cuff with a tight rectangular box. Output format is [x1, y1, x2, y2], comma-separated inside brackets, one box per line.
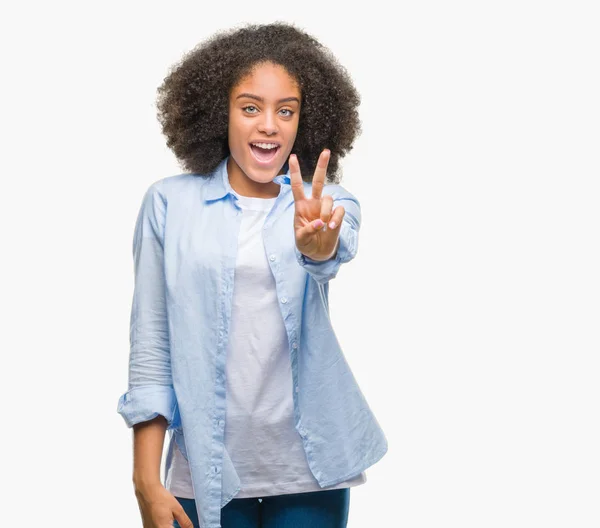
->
[294, 221, 357, 284]
[117, 385, 180, 430]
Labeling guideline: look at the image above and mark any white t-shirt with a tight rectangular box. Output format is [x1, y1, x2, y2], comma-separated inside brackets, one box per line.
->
[165, 191, 366, 498]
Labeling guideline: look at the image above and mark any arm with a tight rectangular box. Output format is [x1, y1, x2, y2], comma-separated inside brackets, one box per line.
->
[133, 415, 168, 491]
[294, 186, 361, 284]
[133, 416, 194, 527]
[116, 179, 179, 486]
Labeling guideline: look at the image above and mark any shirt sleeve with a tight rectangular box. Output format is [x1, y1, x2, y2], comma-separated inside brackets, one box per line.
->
[116, 179, 180, 430]
[293, 185, 361, 285]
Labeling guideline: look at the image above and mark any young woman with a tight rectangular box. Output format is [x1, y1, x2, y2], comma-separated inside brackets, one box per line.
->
[117, 22, 388, 528]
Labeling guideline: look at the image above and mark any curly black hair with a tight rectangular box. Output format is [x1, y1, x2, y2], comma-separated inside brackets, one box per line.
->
[156, 22, 362, 184]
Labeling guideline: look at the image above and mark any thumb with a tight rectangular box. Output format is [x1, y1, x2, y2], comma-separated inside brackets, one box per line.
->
[296, 218, 326, 243]
[172, 505, 194, 528]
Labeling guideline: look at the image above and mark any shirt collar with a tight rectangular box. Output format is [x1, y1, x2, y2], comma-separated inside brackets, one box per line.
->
[204, 155, 291, 202]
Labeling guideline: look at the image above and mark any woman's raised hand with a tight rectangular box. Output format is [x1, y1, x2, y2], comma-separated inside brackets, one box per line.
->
[289, 149, 344, 261]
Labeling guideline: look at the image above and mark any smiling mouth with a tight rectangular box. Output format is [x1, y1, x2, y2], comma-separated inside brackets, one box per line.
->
[249, 143, 281, 165]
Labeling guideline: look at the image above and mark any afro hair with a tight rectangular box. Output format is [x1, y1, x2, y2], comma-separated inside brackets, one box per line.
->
[156, 22, 362, 184]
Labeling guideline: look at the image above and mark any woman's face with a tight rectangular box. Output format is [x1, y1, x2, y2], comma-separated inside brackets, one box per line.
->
[227, 61, 301, 197]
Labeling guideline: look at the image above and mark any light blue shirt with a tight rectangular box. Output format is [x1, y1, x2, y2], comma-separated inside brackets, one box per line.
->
[117, 156, 388, 528]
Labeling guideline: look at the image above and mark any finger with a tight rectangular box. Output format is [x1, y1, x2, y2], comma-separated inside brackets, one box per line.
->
[173, 506, 194, 528]
[289, 154, 306, 204]
[320, 194, 334, 227]
[311, 149, 330, 200]
[327, 205, 345, 230]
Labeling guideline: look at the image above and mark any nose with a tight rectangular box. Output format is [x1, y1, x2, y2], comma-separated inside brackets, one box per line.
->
[257, 110, 279, 136]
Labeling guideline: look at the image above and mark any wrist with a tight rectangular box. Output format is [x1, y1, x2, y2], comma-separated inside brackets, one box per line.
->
[133, 474, 163, 496]
[308, 238, 340, 262]
[304, 238, 339, 262]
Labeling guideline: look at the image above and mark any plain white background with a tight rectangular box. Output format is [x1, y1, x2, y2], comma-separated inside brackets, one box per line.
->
[2, 1, 598, 526]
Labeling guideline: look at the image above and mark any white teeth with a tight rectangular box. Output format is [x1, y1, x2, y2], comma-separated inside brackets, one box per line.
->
[251, 142, 279, 149]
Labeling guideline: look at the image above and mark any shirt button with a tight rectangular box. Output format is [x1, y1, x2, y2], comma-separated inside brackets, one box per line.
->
[280, 297, 288, 304]
[292, 342, 298, 349]
[219, 420, 225, 428]
[269, 255, 276, 261]
[214, 466, 219, 474]
[295, 386, 299, 393]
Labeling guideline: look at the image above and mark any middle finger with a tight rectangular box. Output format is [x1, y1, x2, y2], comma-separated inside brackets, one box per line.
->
[312, 149, 330, 200]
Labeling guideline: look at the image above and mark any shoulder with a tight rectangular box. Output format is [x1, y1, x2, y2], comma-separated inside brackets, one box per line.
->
[308, 180, 360, 204]
[160, 173, 207, 193]
[145, 173, 210, 202]
[308, 181, 362, 224]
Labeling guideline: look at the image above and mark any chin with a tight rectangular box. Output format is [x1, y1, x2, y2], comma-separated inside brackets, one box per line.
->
[243, 159, 283, 181]
[247, 169, 280, 184]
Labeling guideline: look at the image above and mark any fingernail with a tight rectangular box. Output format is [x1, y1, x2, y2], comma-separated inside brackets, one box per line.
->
[329, 221, 336, 229]
[313, 220, 324, 229]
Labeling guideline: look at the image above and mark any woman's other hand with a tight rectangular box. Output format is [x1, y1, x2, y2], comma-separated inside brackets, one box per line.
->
[135, 482, 194, 528]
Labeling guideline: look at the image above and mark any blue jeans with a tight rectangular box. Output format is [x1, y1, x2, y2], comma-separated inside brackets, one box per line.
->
[173, 488, 350, 528]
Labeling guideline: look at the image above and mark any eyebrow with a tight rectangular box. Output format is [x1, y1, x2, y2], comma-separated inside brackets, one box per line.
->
[235, 93, 300, 104]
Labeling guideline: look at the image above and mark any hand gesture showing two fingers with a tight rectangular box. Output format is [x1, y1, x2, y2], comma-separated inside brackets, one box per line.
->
[290, 149, 345, 261]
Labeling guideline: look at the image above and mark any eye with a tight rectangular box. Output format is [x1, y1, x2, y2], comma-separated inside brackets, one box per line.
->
[242, 105, 295, 117]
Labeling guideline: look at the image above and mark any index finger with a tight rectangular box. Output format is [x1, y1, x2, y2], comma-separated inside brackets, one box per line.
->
[311, 149, 330, 200]
[289, 153, 307, 204]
